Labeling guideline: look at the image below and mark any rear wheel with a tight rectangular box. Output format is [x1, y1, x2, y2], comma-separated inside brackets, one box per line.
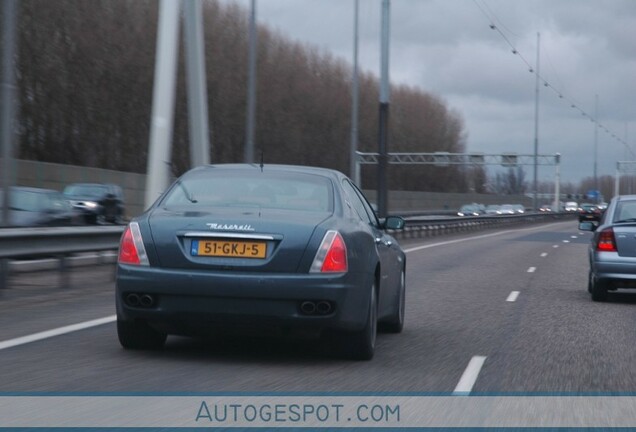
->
[117, 318, 167, 350]
[589, 273, 608, 302]
[339, 282, 377, 360]
[382, 268, 405, 333]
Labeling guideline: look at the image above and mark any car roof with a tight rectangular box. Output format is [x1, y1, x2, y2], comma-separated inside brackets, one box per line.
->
[66, 183, 115, 187]
[8, 186, 58, 194]
[188, 164, 344, 180]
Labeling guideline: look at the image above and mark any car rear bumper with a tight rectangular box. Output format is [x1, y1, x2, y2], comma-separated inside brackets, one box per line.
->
[116, 264, 373, 338]
[592, 253, 636, 288]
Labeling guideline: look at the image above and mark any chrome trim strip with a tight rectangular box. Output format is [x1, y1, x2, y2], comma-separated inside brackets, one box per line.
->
[184, 232, 275, 240]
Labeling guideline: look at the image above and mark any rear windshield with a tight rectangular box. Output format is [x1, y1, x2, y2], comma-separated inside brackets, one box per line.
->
[0, 190, 66, 212]
[64, 184, 109, 198]
[4, 190, 46, 212]
[161, 171, 333, 212]
[614, 201, 636, 222]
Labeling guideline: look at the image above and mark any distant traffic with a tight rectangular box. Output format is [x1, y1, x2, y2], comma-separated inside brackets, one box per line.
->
[0, 183, 126, 227]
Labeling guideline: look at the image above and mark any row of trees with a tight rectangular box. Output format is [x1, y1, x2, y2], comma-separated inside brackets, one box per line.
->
[12, 0, 473, 192]
[9, 0, 616, 198]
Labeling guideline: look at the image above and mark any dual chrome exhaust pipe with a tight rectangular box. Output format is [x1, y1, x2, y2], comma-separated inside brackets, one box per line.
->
[300, 300, 334, 315]
[125, 293, 155, 308]
[125, 293, 331, 315]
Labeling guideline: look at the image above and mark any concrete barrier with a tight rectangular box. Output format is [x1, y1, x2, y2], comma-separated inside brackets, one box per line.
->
[7, 158, 536, 219]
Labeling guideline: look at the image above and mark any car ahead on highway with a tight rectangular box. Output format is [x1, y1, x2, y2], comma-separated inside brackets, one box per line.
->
[485, 204, 502, 215]
[564, 201, 579, 212]
[0, 186, 81, 227]
[116, 164, 406, 360]
[580, 195, 636, 301]
[499, 204, 516, 215]
[512, 204, 525, 214]
[63, 183, 125, 225]
[578, 203, 602, 222]
[457, 204, 483, 216]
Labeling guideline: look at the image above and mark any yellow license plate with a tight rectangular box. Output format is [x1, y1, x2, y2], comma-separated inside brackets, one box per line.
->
[191, 239, 267, 258]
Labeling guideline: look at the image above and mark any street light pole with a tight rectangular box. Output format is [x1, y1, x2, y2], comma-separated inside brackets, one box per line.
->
[532, 32, 540, 211]
[377, 0, 390, 218]
[184, 0, 211, 167]
[350, 0, 360, 185]
[594, 94, 599, 202]
[1, 0, 18, 228]
[244, 0, 257, 163]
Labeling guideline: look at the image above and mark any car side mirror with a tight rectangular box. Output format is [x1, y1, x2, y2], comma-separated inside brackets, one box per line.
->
[384, 216, 405, 230]
[579, 221, 597, 232]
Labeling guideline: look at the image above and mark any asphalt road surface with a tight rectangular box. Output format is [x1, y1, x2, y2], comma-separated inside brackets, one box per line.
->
[1, 219, 634, 394]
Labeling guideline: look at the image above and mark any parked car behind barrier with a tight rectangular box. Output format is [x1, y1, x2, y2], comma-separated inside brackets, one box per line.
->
[0, 186, 81, 227]
[63, 183, 125, 225]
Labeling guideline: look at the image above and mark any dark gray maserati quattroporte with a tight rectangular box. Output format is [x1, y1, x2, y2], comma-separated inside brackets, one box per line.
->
[116, 164, 406, 360]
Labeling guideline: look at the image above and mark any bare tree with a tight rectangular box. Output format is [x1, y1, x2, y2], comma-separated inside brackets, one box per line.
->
[15, 0, 470, 193]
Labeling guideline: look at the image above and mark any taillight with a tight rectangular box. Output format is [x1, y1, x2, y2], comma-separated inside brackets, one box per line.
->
[118, 222, 150, 265]
[310, 231, 348, 273]
[596, 227, 617, 252]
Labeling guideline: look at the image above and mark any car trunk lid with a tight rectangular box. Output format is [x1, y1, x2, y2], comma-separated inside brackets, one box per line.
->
[613, 224, 636, 257]
[147, 207, 330, 272]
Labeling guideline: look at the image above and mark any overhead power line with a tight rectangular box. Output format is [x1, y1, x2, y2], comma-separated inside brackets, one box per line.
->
[472, 0, 635, 159]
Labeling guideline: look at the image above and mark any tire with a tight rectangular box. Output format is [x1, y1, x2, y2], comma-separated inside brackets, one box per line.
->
[589, 273, 608, 302]
[117, 318, 167, 350]
[382, 268, 405, 333]
[86, 214, 98, 225]
[339, 282, 377, 361]
[114, 210, 126, 225]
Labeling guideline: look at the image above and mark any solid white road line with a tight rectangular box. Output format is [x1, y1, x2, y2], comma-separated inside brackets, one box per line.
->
[403, 222, 566, 254]
[0, 315, 117, 351]
[506, 291, 520, 302]
[453, 355, 487, 395]
[0, 222, 568, 352]
[527, 267, 536, 273]
[540, 253, 548, 257]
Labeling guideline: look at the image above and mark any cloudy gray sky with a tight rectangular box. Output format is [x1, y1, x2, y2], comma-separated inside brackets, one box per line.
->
[223, 0, 636, 185]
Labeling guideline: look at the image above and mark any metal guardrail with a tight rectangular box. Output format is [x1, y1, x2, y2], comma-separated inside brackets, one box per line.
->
[0, 226, 125, 290]
[0, 226, 125, 259]
[394, 212, 575, 239]
[0, 212, 575, 290]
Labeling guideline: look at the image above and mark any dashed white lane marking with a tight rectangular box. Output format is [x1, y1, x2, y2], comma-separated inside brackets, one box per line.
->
[527, 267, 536, 273]
[453, 356, 487, 395]
[553, 245, 559, 248]
[563, 240, 570, 243]
[0, 222, 568, 351]
[506, 291, 520, 302]
[571, 235, 578, 239]
[540, 253, 548, 257]
[0, 315, 116, 351]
